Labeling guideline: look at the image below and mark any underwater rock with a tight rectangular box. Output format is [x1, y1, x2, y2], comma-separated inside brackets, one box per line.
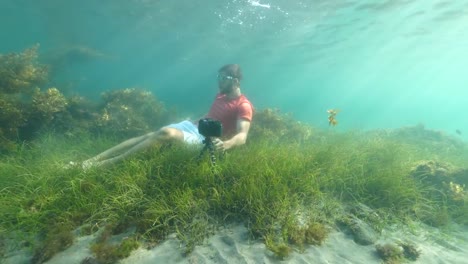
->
[67, 96, 99, 120]
[248, 108, 313, 143]
[0, 94, 27, 152]
[411, 160, 467, 201]
[95, 88, 168, 137]
[0, 94, 26, 146]
[43, 45, 115, 81]
[398, 241, 421, 261]
[391, 123, 448, 143]
[31, 87, 68, 121]
[44, 95, 102, 138]
[16, 87, 69, 140]
[0, 44, 48, 94]
[45, 45, 112, 66]
[81, 256, 100, 264]
[337, 203, 384, 246]
[388, 124, 464, 155]
[375, 242, 404, 263]
[339, 214, 379, 245]
[0, 45, 50, 151]
[411, 160, 453, 185]
[451, 168, 468, 186]
[349, 203, 384, 228]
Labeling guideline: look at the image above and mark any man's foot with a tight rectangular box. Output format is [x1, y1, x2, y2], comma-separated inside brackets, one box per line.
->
[63, 161, 80, 170]
[63, 160, 97, 171]
[81, 160, 96, 171]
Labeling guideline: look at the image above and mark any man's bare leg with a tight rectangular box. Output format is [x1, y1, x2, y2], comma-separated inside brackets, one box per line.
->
[84, 127, 184, 169]
[83, 132, 154, 164]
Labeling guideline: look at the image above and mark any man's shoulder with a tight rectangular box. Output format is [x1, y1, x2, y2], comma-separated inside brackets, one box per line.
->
[238, 94, 252, 104]
[238, 95, 253, 110]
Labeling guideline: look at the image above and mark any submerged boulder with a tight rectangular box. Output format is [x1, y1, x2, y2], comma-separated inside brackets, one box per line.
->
[338, 203, 382, 245]
[343, 215, 379, 245]
[411, 160, 453, 186]
[410, 160, 467, 201]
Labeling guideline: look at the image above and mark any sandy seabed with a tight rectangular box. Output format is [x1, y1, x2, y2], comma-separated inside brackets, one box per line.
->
[3, 222, 468, 264]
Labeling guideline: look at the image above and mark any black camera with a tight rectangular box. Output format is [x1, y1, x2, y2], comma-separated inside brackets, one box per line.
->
[198, 118, 222, 138]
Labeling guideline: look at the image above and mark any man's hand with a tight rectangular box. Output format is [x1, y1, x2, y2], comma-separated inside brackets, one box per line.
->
[213, 138, 226, 151]
[212, 119, 251, 151]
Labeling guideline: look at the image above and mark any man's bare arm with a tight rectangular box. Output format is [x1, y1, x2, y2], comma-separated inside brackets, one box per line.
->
[215, 118, 251, 151]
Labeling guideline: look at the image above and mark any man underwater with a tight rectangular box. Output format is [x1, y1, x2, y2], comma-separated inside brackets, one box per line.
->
[71, 64, 254, 170]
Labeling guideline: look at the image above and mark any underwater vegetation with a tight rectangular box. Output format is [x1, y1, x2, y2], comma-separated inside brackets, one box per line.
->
[0, 94, 25, 152]
[375, 243, 404, 263]
[1, 106, 467, 262]
[375, 241, 421, 263]
[43, 45, 112, 68]
[1, 47, 468, 262]
[0, 46, 170, 153]
[409, 160, 468, 226]
[248, 108, 314, 144]
[89, 227, 140, 264]
[95, 88, 171, 138]
[0, 44, 48, 94]
[398, 241, 421, 261]
[0, 45, 49, 152]
[31, 224, 74, 263]
[327, 109, 339, 126]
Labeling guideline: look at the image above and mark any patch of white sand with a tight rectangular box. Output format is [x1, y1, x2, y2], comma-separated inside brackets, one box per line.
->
[121, 224, 468, 264]
[45, 234, 95, 264]
[2, 223, 467, 263]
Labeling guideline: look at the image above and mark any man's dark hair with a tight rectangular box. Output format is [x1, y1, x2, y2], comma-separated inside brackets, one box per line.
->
[219, 64, 242, 81]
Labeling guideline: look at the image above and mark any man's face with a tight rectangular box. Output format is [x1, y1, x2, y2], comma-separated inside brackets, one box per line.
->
[217, 72, 236, 94]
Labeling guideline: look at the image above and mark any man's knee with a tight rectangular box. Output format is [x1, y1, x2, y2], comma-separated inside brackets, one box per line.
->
[156, 127, 184, 142]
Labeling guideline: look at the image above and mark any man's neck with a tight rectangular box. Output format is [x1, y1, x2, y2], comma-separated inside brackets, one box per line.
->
[224, 87, 241, 100]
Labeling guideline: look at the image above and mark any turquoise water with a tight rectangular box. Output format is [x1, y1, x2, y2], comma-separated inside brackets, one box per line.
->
[1, 0, 468, 136]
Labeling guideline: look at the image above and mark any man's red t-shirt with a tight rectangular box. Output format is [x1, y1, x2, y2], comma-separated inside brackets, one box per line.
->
[205, 93, 253, 138]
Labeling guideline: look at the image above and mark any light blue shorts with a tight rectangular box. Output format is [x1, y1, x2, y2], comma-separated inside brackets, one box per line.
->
[165, 120, 204, 144]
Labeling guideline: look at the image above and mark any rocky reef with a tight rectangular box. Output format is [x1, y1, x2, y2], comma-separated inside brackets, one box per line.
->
[0, 46, 169, 153]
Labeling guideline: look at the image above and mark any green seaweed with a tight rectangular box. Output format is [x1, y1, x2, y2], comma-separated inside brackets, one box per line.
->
[90, 236, 140, 264]
[0, 102, 467, 262]
[375, 243, 404, 264]
[31, 224, 74, 264]
[398, 241, 421, 261]
[265, 234, 292, 260]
